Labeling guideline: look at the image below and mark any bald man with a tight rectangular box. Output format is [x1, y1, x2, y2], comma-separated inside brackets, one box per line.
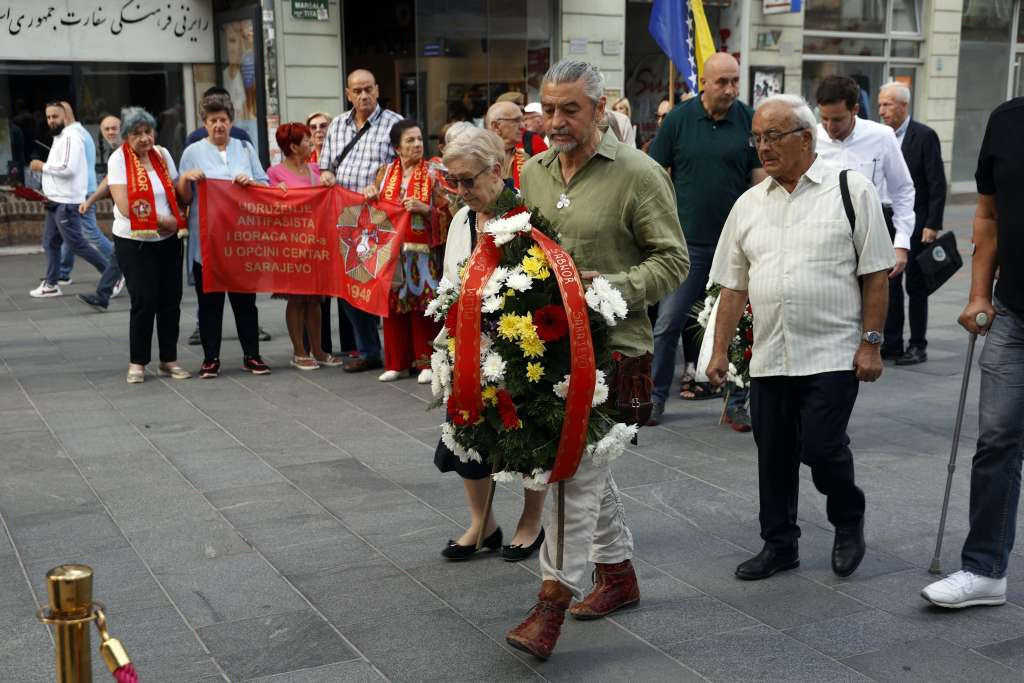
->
[486, 100, 529, 187]
[318, 68, 403, 373]
[647, 52, 767, 429]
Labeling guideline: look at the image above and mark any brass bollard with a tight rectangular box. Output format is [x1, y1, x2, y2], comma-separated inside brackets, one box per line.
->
[43, 564, 96, 682]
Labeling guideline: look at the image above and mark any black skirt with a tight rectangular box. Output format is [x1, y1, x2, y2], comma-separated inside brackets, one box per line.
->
[433, 438, 490, 480]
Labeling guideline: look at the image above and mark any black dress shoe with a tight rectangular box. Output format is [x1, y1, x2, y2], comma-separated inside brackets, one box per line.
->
[343, 356, 384, 373]
[735, 545, 799, 581]
[502, 528, 545, 562]
[894, 347, 927, 366]
[832, 522, 866, 577]
[880, 346, 903, 360]
[441, 527, 502, 561]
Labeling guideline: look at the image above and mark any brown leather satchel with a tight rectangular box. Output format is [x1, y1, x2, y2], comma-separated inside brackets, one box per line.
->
[608, 352, 654, 427]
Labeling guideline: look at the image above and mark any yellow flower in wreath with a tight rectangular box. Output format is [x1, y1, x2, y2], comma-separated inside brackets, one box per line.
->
[526, 362, 544, 382]
[498, 313, 523, 341]
[482, 385, 499, 406]
[520, 335, 546, 358]
[522, 255, 551, 280]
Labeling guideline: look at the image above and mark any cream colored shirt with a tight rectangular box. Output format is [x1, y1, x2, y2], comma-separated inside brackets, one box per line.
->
[709, 156, 896, 378]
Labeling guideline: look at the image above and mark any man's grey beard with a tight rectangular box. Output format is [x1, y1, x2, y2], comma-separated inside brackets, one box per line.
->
[550, 139, 579, 153]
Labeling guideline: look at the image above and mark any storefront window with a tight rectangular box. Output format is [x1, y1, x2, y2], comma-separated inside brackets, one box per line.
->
[952, 0, 1015, 183]
[891, 0, 920, 33]
[802, 36, 887, 57]
[805, 0, 888, 34]
[0, 62, 184, 185]
[802, 61, 885, 112]
[410, 0, 554, 153]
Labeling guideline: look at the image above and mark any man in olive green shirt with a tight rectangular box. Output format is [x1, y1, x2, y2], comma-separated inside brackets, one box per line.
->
[505, 59, 689, 662]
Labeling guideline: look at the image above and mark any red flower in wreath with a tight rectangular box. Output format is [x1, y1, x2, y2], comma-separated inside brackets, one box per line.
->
[444, 299, 460, 336]
[743, 348, 753, 360]
[533, 304, 569, 342]
[745, 328, 754, 342]
[496, 389, 522, 430]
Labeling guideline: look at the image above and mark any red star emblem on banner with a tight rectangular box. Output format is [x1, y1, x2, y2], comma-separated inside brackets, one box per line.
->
[337, 203, 397, 283]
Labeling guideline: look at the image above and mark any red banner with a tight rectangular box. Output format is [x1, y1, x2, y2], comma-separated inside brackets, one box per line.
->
[198, 179, 410, 317]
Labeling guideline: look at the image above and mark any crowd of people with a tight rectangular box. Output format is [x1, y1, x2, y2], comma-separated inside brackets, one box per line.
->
[23, 54, 1024, 661]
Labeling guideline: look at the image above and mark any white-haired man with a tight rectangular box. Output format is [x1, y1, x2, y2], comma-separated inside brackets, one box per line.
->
[878, 82, 947, 365]
[707, 94, 895, 581]
[505, 58, 689, 661]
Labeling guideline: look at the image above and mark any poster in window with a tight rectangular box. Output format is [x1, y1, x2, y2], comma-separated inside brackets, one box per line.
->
[219, 18, 260, 144]
[750, 67, 785, 108]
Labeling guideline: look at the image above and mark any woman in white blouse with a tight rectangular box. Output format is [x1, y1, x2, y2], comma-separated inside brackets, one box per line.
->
[105, 107, 190, 383]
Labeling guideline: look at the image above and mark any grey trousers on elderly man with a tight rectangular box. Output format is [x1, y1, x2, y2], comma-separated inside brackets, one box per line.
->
[539, 458, 635, 599]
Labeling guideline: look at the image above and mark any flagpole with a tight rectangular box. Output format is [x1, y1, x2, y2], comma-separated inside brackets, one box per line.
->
[668, 60, 675, 107]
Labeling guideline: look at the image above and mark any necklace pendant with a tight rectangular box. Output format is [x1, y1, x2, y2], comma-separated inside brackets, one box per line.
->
[556, 193, 571, 210]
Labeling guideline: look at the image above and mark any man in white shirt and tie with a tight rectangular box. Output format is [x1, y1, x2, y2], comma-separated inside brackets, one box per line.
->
[707, 94, 895, 581]
[815, 76, 915, 361]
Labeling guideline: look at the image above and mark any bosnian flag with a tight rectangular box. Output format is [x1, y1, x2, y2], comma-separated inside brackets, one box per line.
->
[648, 0, 717, 94]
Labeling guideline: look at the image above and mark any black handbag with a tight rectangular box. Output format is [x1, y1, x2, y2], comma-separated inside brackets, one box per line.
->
[915, 231, 962, 295]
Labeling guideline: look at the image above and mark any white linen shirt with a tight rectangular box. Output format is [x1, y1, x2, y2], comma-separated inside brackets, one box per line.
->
[816, 117, 915, 250]
[709, 156, 896, 378]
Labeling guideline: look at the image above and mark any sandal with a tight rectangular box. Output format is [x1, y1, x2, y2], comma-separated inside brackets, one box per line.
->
[290, 355, 320, 371]
[313, 353, 345, 367]
[126, 369, 145, 384]
[680, 379, 722, 401]
[157, 364, 192, 380]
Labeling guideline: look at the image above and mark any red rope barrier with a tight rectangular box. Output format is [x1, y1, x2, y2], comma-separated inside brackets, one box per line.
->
[114, 663, 138, 683]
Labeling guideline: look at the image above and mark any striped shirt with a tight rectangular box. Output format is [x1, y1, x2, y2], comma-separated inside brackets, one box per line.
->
[709, 156, 896, 377]
[318, 105, 402, 191]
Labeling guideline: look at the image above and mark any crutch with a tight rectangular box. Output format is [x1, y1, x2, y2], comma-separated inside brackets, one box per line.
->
[929, 311, 990, 575]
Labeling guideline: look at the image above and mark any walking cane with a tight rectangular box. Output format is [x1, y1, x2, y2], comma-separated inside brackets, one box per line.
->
[929, 312, 989, 575]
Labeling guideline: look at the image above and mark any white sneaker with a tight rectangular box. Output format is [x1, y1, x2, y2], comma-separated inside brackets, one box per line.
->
[921, 570, 1006, 608]
[111, 277, 126, 299]
[30, 282, 62, 298]
[378, 370, 402, 382]
[58, 277, 73, 286]
[417, 368, 432, 385]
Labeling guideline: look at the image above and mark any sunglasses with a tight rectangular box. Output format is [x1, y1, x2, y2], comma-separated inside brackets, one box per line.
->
[443, 167, 488, 189]
[309, 122, 329, 131]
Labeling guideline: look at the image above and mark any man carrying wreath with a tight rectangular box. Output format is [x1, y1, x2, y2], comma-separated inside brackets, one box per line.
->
[506, 58, 689, 660]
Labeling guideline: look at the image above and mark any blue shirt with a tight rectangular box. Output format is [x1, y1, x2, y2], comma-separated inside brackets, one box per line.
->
[178, 137, 269, 265]
[69, 122, 97, 194]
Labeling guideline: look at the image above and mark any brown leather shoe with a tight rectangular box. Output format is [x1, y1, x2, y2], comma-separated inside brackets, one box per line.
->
[342, 356, 383, 373]
[505, 580, 573, 660]
[569, 559, 640, 620]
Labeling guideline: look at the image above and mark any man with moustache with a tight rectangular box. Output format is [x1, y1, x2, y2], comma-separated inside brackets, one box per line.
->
[30, 102, 109, 298]
[505, 59, 689, 661]
[707, 94, 895, 581]
[648, 53, 766, 429]
[877, 81, 947, 365]
[319, 69, 402, 372]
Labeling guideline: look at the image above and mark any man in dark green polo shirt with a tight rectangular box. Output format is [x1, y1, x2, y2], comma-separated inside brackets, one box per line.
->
[648, 52, 766, 429]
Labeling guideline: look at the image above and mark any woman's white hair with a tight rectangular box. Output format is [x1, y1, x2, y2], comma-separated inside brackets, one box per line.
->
[444, 121, 475, 145]
[442, 126, 505, 171]
[756, 94, 817, 148]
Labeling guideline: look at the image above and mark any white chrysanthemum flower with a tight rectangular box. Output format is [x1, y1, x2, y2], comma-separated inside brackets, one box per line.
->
[552, 374, 570, 399]
[424, 297, 443, 319]
[482, 266, 509, 298]
[463, 449, 482, 463]
[522, 468, 551, 491]
[592, 380, 609, 407]
[587, 423, 638, 466]
[733, 375, 745, 389]
[492, 469, 521, 484]
[482, 295, 504, 314]
[585, 276, 629, 326]
[505, 269, 533, 293]
[484, 211, 532, 246]
[479, 334, 494, 353]
[430, 349, 451, 397]
[481, 351, 507, 383]
[440, 422, 465, 455]
[696, 306, 711, 328]
[437, 276, 457, 295]
[728, 362, 738, 375]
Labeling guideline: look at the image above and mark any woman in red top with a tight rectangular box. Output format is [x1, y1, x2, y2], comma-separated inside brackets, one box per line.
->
[268, 122, 343, 370]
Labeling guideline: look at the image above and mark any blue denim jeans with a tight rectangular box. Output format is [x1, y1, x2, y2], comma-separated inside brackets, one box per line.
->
[650, 242, 747, 412]
[93, 250, 124, 306]
[43, 204, 109, 286]
[59, 205, 112, 280]
[961, 300, 1024, 579]
[341, 299, 382, 359]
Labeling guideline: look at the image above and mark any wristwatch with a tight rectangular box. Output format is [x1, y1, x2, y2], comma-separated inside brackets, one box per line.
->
[862, 331, 883, 345]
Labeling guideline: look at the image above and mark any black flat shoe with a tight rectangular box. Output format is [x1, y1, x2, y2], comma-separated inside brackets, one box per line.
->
[502, 528, 545, 562]
[441, 527, 502, 561]
[894, 347, 927, 366]
[735, 545, 799, 581]
[832, 521, 866, 577]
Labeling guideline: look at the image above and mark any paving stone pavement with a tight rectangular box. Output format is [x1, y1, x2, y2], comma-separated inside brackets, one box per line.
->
[1, 204, 1022, 682]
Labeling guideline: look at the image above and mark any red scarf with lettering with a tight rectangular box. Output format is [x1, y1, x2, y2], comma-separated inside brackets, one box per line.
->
[510, 145, 527, 189]
[380, 158, 436, 246]
[123, 143, 186, 238]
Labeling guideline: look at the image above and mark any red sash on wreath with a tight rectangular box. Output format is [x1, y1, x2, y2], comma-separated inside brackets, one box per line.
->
[123, 142, 186, 238]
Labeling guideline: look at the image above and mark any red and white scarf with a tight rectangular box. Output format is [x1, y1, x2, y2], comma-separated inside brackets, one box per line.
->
[123, 143, 186, 238]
